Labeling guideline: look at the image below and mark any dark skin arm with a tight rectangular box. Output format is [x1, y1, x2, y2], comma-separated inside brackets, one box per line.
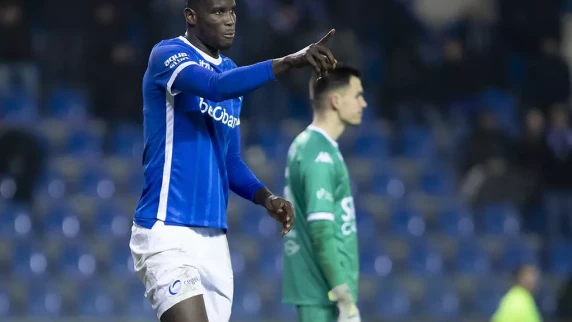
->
[253, 187, 294, 236]
[272, 29, 338, 79]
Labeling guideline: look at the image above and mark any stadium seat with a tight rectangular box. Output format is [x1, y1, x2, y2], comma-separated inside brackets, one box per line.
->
[25, 279, 64, 317]
[438, 207, 475, 236]
[474, 278, 508, 316]
[354, 134, 390, 159]
[125, 280, 156, 318]
[407, 241, 444, 275]
[79, 166, 115, 200]
[11, 241, 48, 278]
[232, 281, 263, 321]
[257, 242, 283, 279]
[57, 243, 97, 280]
[109, 242, 134, 278]
[550, 241, 572, 275]
[423, 279, 460, 319]
[375, 279, 411, 319]
[371, 169, 406, 199]
[401, 126, 436, 158]
[0, 287, 10, 318]
[390, 207, 425, 237]
[94, 203, 131, 240]
[43, 205, 81, 240]
[66, 127, 102, 157]
[0, 204, 33, 239]
[0, 88, 39, 125]
[356, 210, 376, 240]
[420, 168, 454, 196]
[49, 87, 89, 121]
[111, 123, 143, 158]
[456, 240, 491, 275]
[500, 239, 538, 273]
[77, 280, 117, 317]
[481, 203, 520, 235]
[362, 243, 394, 277]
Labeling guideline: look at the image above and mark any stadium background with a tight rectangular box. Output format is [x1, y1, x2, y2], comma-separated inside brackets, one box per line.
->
[1, 0, 572, 321]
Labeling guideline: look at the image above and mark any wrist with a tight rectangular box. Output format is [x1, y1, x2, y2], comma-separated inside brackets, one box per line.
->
[271, 57, 292, 76]
[253, 187, 273, 206]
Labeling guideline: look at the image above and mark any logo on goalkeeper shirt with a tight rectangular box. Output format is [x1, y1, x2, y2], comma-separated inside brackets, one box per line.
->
[315, 152, 334, 164]
[316, 188, 333, 201]
[199, 97, 240, 128]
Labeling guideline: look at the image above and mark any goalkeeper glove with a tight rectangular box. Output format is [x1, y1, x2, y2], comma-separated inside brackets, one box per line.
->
[328, 284, 361, 322]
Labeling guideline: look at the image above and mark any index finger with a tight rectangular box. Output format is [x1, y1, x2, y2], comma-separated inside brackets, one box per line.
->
[316, 29, 336, 45]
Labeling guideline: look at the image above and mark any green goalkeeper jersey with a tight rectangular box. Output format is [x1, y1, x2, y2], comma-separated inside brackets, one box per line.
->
[282, 125, 359, 306]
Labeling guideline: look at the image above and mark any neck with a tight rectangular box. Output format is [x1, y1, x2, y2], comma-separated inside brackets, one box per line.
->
[311, 112, 346, 141]
[186, 30, 220, 58]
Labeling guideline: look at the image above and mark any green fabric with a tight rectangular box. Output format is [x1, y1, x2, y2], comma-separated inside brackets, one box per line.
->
[491, 286, 542, 322]
[296, 305, 338, 322]
[282, 126, 359, 305]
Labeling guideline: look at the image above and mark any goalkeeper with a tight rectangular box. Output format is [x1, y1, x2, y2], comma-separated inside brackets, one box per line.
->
[282, 65, 367, 322]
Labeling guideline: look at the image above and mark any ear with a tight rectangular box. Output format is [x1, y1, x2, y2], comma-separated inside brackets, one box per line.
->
[184, 7, 197, 26]
[329, 93, 342, 111]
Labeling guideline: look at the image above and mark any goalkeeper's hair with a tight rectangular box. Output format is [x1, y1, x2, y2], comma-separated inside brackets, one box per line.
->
[309, 64, 361, 107]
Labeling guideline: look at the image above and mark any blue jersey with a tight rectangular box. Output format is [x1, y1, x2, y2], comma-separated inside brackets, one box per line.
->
[134, 36, 274, 230]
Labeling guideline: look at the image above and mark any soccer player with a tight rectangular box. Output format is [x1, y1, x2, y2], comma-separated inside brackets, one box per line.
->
[128, 0, 338, 321]
[282, 65, 367, 322]
[491, 264, 542, 322]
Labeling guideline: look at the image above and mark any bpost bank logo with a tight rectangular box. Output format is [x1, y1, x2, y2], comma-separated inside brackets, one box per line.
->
[168, 276, 201, 295]
[199, 97, 240, 128]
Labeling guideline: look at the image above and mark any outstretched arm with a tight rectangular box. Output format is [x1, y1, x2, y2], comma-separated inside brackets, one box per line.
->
[154, 29, 337, 102]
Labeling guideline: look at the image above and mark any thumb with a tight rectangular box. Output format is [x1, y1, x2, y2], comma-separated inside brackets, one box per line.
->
[316, 29, 335, 45]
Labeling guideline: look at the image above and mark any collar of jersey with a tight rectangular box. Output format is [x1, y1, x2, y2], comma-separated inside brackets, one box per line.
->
[307, 125, 338, 147]
[178, 35, 223, 66]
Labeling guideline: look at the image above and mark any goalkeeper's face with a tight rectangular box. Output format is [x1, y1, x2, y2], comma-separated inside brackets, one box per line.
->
[337, 76, 367, 126]
[191, 0, 237, 50]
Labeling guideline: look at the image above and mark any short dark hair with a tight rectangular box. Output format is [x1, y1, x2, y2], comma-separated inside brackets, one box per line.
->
[186, 0, 202, 9]
[309, 64, 361, 105]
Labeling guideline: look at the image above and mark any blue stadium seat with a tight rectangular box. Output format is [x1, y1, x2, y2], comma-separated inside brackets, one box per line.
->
[390, 208, 425, 237]
[423, 279, 460, 319]
[481, 203, 520, 235]
[420, 168, 454, 196]
[371, 169, 406, 199]
[474, 279, 507, 316]
[36, 166, 67, 201]
[126, 280, 156, 318]
[94, 203, 130, 240]
[401, 126, 436, 158]
[258, 242, 283, 279]
[438, 207, 474, 236]
[0, 204, 33, 239]
[0, 280, 11, 318]
[49, 87, 88, 121]
[407, 241, 444, 275]
[537, 287, 557, 318]
[111, 123, 143, 158]
[362, 243, 393, 277]
[550, 241, 572, 275]
[241, 206, 273, 237]
[500, 239, 537, 272]
[354, 134, 390, 159]
[375, 279, 411, 319]
[0, 89, 39, 125]
[12, 241, 48, 278]
[43, 205, 81, 239]
[127, 167, 145, 195]
[232, 281, 263, 321]
[79, 166, 115, 200]
[110, 242, 134, 278]
[66, 127, 102, 157]
[25, 279, 64, 317]
[456, 240, 491, 275]
[77, 281, 117, 317]
[58, 243, 97, 280]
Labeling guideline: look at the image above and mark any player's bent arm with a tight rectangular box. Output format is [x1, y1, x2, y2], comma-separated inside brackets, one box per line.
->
[226, 127, 265, 201]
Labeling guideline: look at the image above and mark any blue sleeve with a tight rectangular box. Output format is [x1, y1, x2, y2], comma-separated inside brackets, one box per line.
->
[226, 125, 265, 201]
[151, 43, 275, 102]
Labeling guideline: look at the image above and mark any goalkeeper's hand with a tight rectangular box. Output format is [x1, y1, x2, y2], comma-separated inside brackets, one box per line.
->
[328, 284, 361, 322]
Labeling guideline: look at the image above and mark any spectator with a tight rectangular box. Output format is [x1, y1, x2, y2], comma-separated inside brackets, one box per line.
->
[491, 264, 542, 322]
[0, 0, 38, 97]
[543, 104, 572, 239]
[460, 110, 522, 208]
[523, 38, 571, 112]
[0, 124, 45, 203]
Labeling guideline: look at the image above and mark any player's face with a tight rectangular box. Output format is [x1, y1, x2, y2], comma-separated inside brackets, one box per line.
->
[337, 76, 367, 126]
[196, 0, 236, 50]
[520, 266, 539, 292]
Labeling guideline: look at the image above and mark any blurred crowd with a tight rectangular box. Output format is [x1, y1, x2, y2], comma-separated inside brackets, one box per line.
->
[2, 0, 572, 319]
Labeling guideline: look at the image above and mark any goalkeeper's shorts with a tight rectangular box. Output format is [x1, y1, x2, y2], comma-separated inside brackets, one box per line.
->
[296, 304, 338, 322]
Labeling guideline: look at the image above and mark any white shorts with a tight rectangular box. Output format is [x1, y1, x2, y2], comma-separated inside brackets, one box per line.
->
[129, 222, 233, 321]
